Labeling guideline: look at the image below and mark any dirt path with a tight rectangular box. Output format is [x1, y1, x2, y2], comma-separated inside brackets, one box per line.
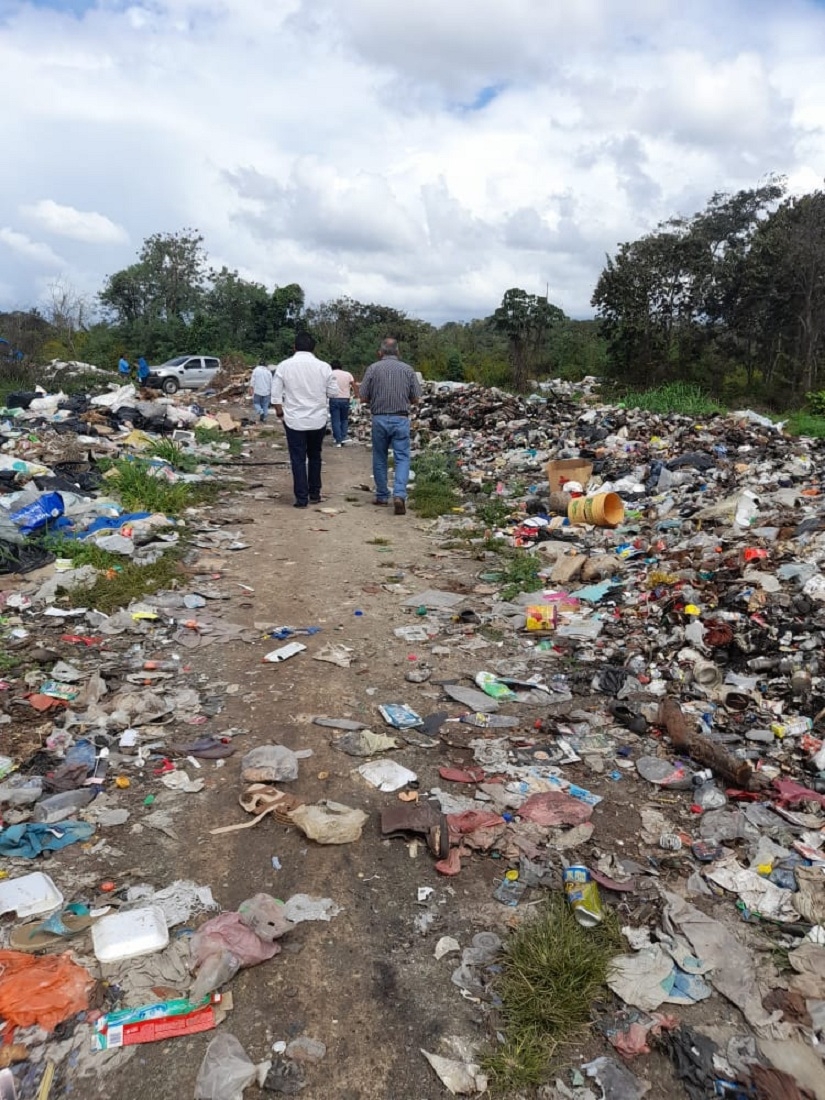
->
[81, 428, 487, 1099]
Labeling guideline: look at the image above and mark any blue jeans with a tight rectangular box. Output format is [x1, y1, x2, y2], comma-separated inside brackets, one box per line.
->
[253, 394, 270, 421]
[284, 424, 326, 505]
[329, 398, 350, 443]
[371, 415, 411, 501]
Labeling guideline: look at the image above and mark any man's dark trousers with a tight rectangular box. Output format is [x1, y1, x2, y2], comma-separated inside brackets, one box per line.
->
[284, 425, 326, 505]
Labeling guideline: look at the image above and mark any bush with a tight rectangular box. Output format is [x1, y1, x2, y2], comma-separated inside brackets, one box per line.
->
[624, 381, 725, 417]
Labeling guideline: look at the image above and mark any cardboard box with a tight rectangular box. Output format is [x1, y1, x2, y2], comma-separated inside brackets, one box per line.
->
[545, 459, 593, 494]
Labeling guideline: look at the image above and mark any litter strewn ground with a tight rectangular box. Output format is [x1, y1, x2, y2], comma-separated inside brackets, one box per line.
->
[0, 376, 823, 1100]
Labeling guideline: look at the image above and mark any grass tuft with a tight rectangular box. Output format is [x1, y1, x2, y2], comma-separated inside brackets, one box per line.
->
[64, 551, 183, 614]
[41, 536, 124, 570]
[150, 439, 200, 473]
[109, 458, 193, 513]
[497, 547, 543, 601]
[624, 382, 725, 417]
[409, 450, 461, 518]
[194, 426, 242, 455]
[484, 894, 622, 1091]
[785, 412, 825, 438]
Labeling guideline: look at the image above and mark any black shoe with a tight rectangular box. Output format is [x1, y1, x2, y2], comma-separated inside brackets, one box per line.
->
[394, 498, 406, 515]
[293, 501, 308, 508]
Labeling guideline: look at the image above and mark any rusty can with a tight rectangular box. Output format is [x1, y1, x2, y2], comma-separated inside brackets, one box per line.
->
[563, 865, 604, 927]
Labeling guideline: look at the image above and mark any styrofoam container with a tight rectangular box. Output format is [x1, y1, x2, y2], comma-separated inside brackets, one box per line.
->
[0, 872, 63, 918]
[91, 905, 169, 963]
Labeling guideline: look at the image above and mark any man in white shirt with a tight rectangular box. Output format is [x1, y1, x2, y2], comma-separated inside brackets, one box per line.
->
[272, 333, 339, 508]
[249, 363, 274, 422]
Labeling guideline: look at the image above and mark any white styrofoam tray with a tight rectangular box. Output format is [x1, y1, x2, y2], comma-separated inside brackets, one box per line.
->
[91, 905, 169, 963]
[0, 872, 63, 918]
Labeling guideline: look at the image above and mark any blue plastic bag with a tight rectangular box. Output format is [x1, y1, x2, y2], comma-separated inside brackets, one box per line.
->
[9, 492, 64, 536]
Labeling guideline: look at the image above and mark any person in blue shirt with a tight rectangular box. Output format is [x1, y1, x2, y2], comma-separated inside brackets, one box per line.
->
[137, 356, 150, 384]
[118, 354, 130, 379]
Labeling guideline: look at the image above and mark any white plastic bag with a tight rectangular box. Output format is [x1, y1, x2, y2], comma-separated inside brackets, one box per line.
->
[194, 1033, 256, 1100]
[241, 745, 298, 783]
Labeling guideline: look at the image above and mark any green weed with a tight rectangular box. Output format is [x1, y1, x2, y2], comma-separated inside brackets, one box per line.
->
[150, 439, 199, 473]
[367, 537, 391, 546]
[65, 552, 183, 614]
[410, 450, 461, 518]
[109, 459, 192, 513]
[624, 382, 725, 417]
[194, 427, 242, 455]
[40, 536, 124, 570]
[785, 412, 825, 438]
[0, 649, 21, 673]
[484, 895, 622, 1091]
[475, 496, 515, 528]
[497, 548, 543, 601]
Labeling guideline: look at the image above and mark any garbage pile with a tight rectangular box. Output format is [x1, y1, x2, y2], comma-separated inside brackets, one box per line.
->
[0, 376, 276, 1094]
[0, 382, 245, 574]
[337, 382, 825, 1097]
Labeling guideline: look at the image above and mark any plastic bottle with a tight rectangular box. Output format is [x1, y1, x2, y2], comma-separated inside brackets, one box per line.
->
[33, 788, 95, 823]
[0, 775, 43, 806]
[771, 718, 813, 739]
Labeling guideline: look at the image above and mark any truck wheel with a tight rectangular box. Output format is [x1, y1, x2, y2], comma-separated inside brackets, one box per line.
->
[161, 377, 179, 395]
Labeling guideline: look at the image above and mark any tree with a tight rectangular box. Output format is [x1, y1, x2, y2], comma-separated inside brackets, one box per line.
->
[100, 229, 207, 325]
[592, 180, 785, 390]
[44, 278, 92, 359]
[491, 288, 564, 391]
[744, 190, 825, 398]
[201, 268, 270, 350]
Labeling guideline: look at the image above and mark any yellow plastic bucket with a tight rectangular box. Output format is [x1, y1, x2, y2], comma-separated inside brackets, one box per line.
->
[567, 492, 624, 528]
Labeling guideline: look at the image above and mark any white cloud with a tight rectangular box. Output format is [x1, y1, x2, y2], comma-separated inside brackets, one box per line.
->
[20, 199, 128, 244]
[0, 0, 825, 321]
[0, 228, 64, 268]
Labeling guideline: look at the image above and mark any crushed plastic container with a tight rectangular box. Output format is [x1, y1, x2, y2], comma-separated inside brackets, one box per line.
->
[92, 906, 169, 963]
[0, 872, 63, 918]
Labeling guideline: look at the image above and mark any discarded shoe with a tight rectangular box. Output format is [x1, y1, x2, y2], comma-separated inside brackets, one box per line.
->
[608, 702, 648, 735]
[381, 802, 450, 859]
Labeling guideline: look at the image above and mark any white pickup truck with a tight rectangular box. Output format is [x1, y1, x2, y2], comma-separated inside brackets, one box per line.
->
[147, 355, 221, 394]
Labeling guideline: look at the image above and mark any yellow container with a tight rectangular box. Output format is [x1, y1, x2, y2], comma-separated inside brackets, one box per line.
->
[567, 492, 624, 528]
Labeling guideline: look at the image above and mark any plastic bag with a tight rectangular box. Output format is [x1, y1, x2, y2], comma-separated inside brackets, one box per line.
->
[194, 1033, 256, 1100]
[241, 745, 298, 783]
[237, 893, 292, 942]
[0, 950, 92, 1031]
[9, 492, 64, 536]
[189, 950, 241, 1003]
[289, 800, 368, 844]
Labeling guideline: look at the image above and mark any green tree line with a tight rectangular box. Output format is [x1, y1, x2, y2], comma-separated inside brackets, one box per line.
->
[592, 176, 825, 408]
[0, 229, 604, 390]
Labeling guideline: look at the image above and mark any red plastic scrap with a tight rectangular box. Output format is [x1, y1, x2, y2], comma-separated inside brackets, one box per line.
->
[434, 847, 463, 876]
[60, 634, 103, 647]
[773, 778, 825, 810]
[445, 810, 505, 835]
[517, 791, 593, 827]
[438, 767, 486, 784]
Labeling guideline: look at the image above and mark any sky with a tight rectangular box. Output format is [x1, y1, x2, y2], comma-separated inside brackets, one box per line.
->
[1, 0, 824, 325]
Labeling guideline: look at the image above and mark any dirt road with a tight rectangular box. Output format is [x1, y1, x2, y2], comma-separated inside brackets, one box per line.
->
[82, 428, 488, 1099]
